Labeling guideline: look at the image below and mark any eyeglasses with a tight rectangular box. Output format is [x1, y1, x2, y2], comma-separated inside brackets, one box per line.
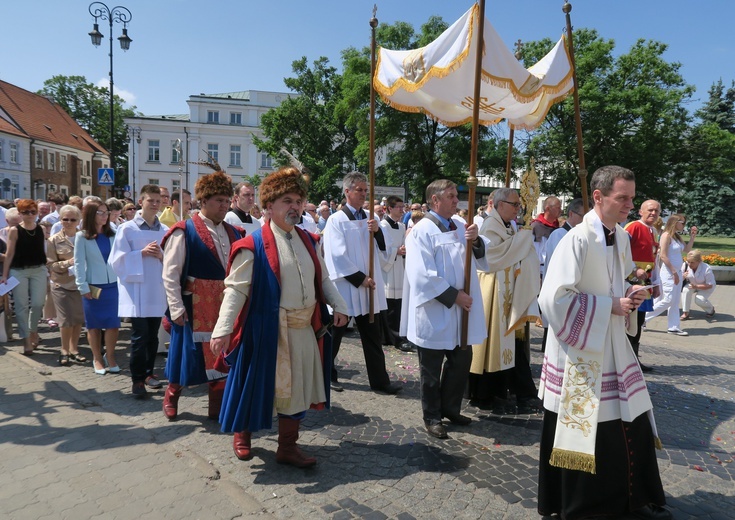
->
[500, 200, 522, 209]
[61, 218, 78, 222]
[96, 210, 110, 216]
[20, 210, 38, 215]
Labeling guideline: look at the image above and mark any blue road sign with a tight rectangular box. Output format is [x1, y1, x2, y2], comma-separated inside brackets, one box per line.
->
[98, 168, 115, 186]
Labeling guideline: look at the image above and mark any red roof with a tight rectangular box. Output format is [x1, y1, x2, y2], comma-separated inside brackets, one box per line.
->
[0, 79, 108, 155]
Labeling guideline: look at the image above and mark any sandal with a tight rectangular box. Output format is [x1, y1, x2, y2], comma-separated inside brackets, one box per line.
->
[69, 352, 88, 363]
[59, 354, 70, 366]
[680, 313, 689, 320]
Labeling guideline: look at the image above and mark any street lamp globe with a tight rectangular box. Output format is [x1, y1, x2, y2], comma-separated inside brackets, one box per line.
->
[118, 27, 132, 51]
[88, 23, 103, 46]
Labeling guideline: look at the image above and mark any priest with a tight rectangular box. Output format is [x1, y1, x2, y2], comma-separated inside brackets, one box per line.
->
[537, 165, 670, 520]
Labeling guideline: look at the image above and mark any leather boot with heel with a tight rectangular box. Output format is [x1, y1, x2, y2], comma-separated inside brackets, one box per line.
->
[233, 431, 252, 460]
[162, 384, 182, 420]
[275, 417, 316, 468]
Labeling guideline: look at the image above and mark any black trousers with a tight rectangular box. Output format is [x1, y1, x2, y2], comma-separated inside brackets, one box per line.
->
[467, 339, 537, 402]
[418, 346, 472, 423]
[331, 313, 390, 389]
[129, 317, 162, 384]
[626, 310, 646, 358]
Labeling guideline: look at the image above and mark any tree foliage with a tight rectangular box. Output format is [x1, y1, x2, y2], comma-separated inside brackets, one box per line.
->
[519, 31, 694, 208]
[679, 80, 735, 236]
[38, 75, 138, 185]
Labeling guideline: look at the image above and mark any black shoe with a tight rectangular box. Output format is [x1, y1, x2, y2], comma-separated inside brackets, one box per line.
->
[373, 382, 402, 395]
[132, 382, 147, 399]
[516, 397, 543, 414]
[425, 421, 448, 439]
[443, 413, 472, 426]
[630, 504, 672, 520]
[330, 380, 344, 392]
[395, 341, 416, 353]
[640, 363, 654, 373]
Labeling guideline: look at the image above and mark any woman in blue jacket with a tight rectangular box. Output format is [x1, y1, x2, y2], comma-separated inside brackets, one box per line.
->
[74, 201, 120, 375]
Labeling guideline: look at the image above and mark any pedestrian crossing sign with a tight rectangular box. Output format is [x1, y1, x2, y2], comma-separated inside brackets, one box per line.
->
[98, 168, 115, 186]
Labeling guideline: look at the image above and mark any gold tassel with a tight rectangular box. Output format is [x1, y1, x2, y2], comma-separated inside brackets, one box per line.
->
[273, 397, 292, 410]
[549, 448, 597, 474]
[655, 437, 663, 450]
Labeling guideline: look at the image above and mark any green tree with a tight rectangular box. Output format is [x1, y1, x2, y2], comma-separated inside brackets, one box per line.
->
[695, 78, 735, 134]
[38, 75, 138, 186]
[679, 123, 735, 236]
[252, 57, 356, 201]
[519, 31, 694, 207]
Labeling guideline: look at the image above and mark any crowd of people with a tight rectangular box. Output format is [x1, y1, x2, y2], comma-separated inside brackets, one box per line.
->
[2, 162, 721, 519]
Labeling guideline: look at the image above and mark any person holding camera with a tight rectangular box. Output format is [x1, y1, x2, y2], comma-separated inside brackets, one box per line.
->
[681, 249, 716, 320]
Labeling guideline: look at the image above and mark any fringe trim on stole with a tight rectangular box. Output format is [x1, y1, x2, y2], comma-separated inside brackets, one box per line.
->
[655, 437, 663, 450]
[274, 396, 291, 410]
[549, 448, 597, 475]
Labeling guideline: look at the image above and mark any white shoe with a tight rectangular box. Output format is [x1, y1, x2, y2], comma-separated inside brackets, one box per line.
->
[667, 328, 688, 336]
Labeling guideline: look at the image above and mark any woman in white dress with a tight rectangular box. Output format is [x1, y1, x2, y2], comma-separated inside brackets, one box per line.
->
[645, 214, 697, 335]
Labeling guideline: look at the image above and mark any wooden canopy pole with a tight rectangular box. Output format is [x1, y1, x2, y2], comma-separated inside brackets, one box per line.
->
[504, 41, 523, 188]
[368, 5, 378, 323]
[460, 0, 486, 349]
[563, 1, 590, 212]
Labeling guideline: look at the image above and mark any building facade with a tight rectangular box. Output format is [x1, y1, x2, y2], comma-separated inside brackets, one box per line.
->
[124, 90, 290, 199]
[0, 80, 110, 201]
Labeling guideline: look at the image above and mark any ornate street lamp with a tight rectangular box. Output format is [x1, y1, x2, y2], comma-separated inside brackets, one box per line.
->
[126, 126, 141, 198]
[87, 2, 133, 176]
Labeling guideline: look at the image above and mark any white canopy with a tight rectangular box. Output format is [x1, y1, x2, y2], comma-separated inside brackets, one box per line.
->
[374, 3, 574, 130]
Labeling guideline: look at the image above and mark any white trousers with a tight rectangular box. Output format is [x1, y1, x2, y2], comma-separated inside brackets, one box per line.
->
[681, 286, 715, 314]
[646, 267, 682, 330]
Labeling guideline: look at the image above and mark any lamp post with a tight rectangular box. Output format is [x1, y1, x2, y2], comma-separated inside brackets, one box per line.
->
[127, 126, 141, 199]
[87, 2, 132, 177]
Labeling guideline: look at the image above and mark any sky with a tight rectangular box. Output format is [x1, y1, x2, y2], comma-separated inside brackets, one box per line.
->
[1, 1, 733, 118]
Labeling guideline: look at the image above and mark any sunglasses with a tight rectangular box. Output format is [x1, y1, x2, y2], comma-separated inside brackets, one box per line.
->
[21, 210, 38, 215]
[61, 218, 78, 222]
[96, 210, 110, 216]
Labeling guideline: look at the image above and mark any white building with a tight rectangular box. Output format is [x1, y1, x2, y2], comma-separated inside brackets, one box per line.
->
[124, 90, 291, 199]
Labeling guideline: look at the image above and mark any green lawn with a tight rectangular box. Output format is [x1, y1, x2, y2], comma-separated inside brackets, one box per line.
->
[681, 235, 735, 257]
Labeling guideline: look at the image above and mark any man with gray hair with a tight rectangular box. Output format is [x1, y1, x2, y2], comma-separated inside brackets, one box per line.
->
[323, 171, 401, 395]
[469, 187, 541, 414]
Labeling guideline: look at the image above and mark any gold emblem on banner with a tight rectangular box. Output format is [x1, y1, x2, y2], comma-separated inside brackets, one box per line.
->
[521, 158, 540, 229]
[502, 348, 514, 366]
[403, 49, 427, 83]
[461, 96, 505, 115]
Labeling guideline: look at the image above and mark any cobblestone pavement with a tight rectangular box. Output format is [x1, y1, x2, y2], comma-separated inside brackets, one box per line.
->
[1, 284, 734, 519]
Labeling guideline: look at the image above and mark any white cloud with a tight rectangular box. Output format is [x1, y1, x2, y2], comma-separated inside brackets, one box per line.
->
[96, 78, 137, 106]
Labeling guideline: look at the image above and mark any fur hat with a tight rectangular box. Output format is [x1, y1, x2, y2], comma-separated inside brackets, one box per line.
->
[194, 170, 233, 200]
[259, 167, 308, 207]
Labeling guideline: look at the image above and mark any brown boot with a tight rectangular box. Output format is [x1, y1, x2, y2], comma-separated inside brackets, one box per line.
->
[162, 384, 182, 420]
[275, 417, 316, 468]
[208, 381, 226, 420]
[233, 431, 252, 460]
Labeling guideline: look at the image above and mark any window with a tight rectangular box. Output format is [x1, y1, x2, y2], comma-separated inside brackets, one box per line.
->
[230, 112, 242, 125]
[35, 150, 43, 168]
[0, 140, 4, 162]
[207, 143, 219, 163]
[60, 185, 68, 196]
[207, 110, 219, 123]
[230, 145, 241, 167]
[172, 179, 181, 192]
[60, 155, 67, 172]
[260, 152, 272, 169]
[148, 140, 160, 162]
[10, 143, 18, 164]
[148, 178, 159, 186]
[49, 152, 56, 171]
[85, 161, 90, 176]
[171, 140, 181, 164]
[81, 177, 90, 185]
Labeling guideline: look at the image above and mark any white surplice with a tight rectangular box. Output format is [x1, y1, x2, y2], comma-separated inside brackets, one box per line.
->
[400, 217, 489, 350]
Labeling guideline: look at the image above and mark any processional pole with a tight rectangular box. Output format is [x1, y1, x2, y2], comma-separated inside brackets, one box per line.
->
[368, 5, 379, 323]
[563, 0, 590, 212]
[504, 40, 524, 188]
[460, 0, 487, 349]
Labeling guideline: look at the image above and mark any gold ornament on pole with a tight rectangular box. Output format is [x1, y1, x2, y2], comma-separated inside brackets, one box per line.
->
[520, 158, 540, 229]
